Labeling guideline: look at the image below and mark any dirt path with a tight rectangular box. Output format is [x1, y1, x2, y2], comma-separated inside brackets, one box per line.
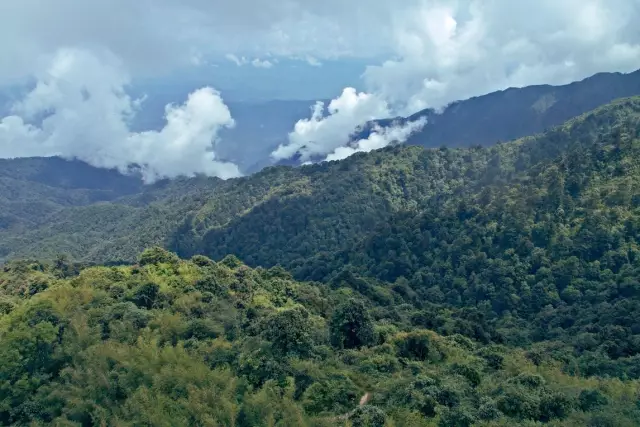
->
[359, 392, 370, 406]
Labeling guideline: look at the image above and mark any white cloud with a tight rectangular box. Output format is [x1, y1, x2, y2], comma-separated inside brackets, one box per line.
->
[251, 58, 274, 69]
[305, 56, 322, 67]
[272, 0, 640, 163]
[1, 1, 638, 85]
[1, 0, 639, 167]
[0, 48, 240, 182]
[325, 118, 426, 161]
[363, 0, 640, 114]
[271, 88, 391, 162]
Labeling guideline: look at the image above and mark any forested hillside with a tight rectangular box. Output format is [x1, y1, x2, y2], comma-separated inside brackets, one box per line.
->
[2, 97, 640, 425]
[1, 248, 638, 426]
[0, 157, 142, 232]
[4, 97, 639, 269]
[189, 97, 640, 383]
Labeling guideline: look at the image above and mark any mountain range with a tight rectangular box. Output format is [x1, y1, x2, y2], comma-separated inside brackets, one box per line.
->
[2, 70, 640, 264]
[1, 72, 640, 425]
[357, 69, 640, 148]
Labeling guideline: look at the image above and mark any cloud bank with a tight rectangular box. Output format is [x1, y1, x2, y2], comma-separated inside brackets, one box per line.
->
[325, 118, 427, 162]
[0, 49, 239, 182]
[271, 0, 640, 162]
[1, 0, 639, 169]
[271, 87, 426, 162]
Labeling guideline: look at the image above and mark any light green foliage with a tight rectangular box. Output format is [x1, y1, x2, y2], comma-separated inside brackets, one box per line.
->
[349, 405, 386, 427]
[0, 250, 637, 426]
[138, 246, 180, 266]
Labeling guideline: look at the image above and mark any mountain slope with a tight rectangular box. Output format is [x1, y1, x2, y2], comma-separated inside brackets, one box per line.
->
[0, 157, 143, 231]
[193, 97, 640, 275]
[185, 99, 640, 379]
[1, 248, 638, 426]
[358, 69, 640, 150]
[2, 97, 640, 270]
[5, 97, 639, 382]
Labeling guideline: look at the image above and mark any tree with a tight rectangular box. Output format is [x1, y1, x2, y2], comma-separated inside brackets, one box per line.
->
[138, 247, 179, 266]
[263, 307, 313, 357]
[130, 282, 160, 309]
[329, 299, 374, 349]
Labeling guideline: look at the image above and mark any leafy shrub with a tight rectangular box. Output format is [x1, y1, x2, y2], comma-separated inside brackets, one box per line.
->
[190, 254, 215, 267]
[138, 247, 179, 266]
[350, 405, 386, 427]
[395, 330, 433, 361]
[262, 307, 313, 357]
[449, 363, 482, 387]
[539, 392, 574, 421]
[302, 374, 359, 414]
[129, 282, 160, 309]
[579, 389, 609, 411]
[497, 389, 541, 420]
[509, 373, 546, 388]
[438, 407, 476, 427]
[477, 397, 501, 420]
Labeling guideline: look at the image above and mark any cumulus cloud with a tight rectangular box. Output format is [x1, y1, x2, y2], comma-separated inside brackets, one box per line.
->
[325, 118, 427, 161]
[271, 88, 392, 162]
[363, 0, 640, 114]
[0, 49, 240, 182]
[271, 0, 640, 162]
[2, 0, 640, 168]
[272, 88, 426, 163]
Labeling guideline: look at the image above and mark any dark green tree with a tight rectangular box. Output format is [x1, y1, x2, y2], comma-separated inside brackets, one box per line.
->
[329, 299, 374, 349]
[263, 306, 313, 357]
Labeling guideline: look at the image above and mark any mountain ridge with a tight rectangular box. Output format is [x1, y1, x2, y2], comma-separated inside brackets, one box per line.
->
[355, 69, 640, 150]
[2, 96, 639, 267]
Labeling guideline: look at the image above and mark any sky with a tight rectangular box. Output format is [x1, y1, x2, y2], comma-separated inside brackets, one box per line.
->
[1, 0, 639, 181]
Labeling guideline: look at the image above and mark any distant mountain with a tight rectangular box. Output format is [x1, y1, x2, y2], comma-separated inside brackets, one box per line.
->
[0, 157, 142, 232]
[357, 69, 640, 149]
[2, 96, 639, 268]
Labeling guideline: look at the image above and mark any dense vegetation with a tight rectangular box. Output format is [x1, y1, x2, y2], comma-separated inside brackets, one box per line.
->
[2, 96, 640, 424]
[0, 157, 142, 232]
[1, 248, 638, 426]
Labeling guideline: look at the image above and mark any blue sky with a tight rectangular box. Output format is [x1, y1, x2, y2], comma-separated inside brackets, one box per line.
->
[132, 57, 371, 102]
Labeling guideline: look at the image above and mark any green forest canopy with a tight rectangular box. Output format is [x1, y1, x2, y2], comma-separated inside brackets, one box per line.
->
[0, 248, 638, 426]
[1, 97, 640, 425]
